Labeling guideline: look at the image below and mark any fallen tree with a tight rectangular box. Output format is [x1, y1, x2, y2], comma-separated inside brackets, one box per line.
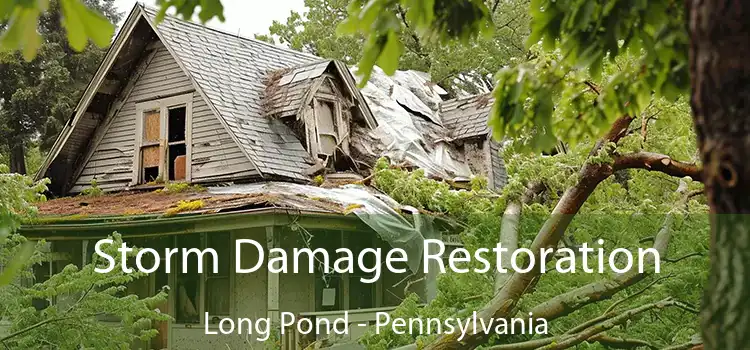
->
[362, 97, 707, 350]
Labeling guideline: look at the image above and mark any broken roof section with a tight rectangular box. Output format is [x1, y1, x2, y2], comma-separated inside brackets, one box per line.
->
[32, 182, 432, 273]
[442, 94, 494, 140]
[349, 67, 476, 180]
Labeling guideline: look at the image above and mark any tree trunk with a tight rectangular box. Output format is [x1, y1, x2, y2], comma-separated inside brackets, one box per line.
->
[688, 1, 750, 348]
[9, 140, 27, 175]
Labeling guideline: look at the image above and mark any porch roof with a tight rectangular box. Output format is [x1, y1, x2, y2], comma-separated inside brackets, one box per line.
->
[22, 182, 458, 260]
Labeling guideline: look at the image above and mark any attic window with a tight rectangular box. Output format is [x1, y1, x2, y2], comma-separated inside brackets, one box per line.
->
[134, 94, 192, 184]
[306, 97, 349, 162]
[316, 100, 337, 156]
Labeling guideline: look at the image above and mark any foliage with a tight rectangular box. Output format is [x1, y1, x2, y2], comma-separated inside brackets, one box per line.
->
[155, 0, 225, 23]
[0, 0, 121, 174]
[0, 167, 48, 287]
[0, 169, 169, 347]
[80, 179, 103, 197]
[259, 0, 529, 94]
[0, 233, 170, 348]
[337, 0, 493, 84]
[163, 199, 204, 217]
[0, 0, 115, 61]
[155, 182, 206, 194]
[313, 175, 325, 186]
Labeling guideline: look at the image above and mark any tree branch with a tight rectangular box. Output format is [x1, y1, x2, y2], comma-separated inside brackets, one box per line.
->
[423, 116, 635, 349]
[664, 252, 703, 263]
[613, 152, 702, 182]
[0, 312, 103, 343]
[495, 183, 546, 292]
[489, 299, 678, 350]
[527, 180, 688, 322]
[584, 80, 601, 95]
[589, 334, 658, 349]
[537, 299, 679, 350]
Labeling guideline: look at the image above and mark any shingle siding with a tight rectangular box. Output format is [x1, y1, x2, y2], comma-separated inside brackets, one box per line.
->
[441, 94, 493, 140]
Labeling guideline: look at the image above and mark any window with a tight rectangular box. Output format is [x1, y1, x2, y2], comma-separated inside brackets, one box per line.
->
[311, 231, 378, 312]
[315, 100, 338, 157]
[306, 96, 349, 162]
[176, 234, 201, 324]
[205, 233, 231, 317]
[348, 236, 376, 310]
[173, 232, 232, 324]
[134, 94, 192, 184]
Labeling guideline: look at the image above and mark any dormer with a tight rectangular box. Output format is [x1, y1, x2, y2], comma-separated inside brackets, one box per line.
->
[264, 61, 376, 171]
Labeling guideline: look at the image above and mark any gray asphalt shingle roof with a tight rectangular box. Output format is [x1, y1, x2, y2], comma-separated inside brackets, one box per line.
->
[143, 7, 324, 181]
[440, 94, 494, 140]
[265, 61, 332, 118]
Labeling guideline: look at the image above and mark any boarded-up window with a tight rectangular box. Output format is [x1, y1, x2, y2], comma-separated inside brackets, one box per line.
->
[136, 97, 189, 184]
[141, 110, 161, 182]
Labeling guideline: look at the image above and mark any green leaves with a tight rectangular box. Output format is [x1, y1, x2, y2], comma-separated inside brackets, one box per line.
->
[0, 171, 48, 287]
[0, 0, 47, 61]
[0, 0, 114, 61]
[156, 0, 226, 23]
[338, 0, 492, 86]
[527, 0, 689, 97]
[60, 0, 115, 51]
[0, 242, 34, 287]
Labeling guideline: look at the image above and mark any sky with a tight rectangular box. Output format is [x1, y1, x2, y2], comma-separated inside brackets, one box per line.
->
[113, 0, 306, 37]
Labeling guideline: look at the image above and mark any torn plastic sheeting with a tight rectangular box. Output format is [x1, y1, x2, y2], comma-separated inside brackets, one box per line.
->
[392, 83, 441, 125]
[369, 123, 452, 178]
[208, 182, 426, 273]
[359, 69, 454, 178]
[392, 70, 445, 122]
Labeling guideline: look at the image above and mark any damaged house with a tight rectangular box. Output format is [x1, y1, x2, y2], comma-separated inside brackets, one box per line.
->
[19, 4, 506, 349]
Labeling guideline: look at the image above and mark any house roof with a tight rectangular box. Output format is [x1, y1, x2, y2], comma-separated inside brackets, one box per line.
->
[441, 94, 494, 140]
[36, 4, 502, 196]
[139, 6, 320, 181]
[37, 5, 376, 191]
[33, 185, 347, 219]
[264, 61, 330, 118]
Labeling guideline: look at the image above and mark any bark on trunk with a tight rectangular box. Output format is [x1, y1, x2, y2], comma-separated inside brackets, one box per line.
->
[688, 1, 750, 348]
[9, 141, 26, 175]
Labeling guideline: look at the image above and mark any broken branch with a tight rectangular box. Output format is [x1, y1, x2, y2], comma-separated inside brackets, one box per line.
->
[589, 334, 658, 349]
[663, 252, 703, 263]
[490, 299, 678, 350]
[528, 180, 687, 322]
[423, 116, 635, 349]
[495, 183, 546, 292]
[614, 152, 702, 182]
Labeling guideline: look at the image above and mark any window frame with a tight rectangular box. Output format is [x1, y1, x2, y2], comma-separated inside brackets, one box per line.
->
[313, 231, 382, 312]
[171, 232, 235, 325]
[133, 93, 193, 185]
[308, 94, 347, 160]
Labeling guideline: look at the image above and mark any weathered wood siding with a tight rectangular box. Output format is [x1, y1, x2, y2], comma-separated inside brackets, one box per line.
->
[71, 44, 257, 193]
[488, 140, 507, 190]
[191, 92, 258, 182]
